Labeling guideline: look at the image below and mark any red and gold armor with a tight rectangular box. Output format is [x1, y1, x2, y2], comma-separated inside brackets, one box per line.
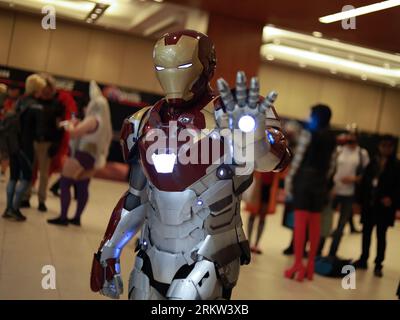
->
[91, 30, 291, 300]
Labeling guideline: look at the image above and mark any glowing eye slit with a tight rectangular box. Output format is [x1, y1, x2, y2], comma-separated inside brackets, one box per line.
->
[177, 63, 193, 69]
[155, 66, 165, 71]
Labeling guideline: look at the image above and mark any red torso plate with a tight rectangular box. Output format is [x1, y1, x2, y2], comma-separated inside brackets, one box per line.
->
[138, 96, 225, 192]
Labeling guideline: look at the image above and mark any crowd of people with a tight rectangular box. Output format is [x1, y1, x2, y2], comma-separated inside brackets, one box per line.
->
[0, 74, 112, 226]
[243, 104, 400, 280]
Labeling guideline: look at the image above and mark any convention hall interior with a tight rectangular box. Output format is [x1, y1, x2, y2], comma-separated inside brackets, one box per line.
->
[0, 0, 399, 300]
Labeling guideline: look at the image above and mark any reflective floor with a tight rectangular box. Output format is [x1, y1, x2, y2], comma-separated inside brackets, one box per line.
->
[0, 177, 398, 300]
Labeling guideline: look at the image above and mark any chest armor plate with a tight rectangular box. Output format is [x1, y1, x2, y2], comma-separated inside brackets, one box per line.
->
[138, 99, 224, 192]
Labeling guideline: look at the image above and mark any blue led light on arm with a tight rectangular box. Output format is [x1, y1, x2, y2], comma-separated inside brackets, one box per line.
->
[267, 132, 275, 144]
[115, 231, 134, 250]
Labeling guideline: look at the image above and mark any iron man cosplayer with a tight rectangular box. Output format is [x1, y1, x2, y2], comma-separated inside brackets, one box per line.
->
[90, 30, 291, 300]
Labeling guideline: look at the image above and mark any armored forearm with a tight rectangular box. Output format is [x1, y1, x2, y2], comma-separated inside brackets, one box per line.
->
[253, 127, 291, 172]
[98, 194, 147, 262]
[251, 103, 291, 172]
[91, 162, 147, 294]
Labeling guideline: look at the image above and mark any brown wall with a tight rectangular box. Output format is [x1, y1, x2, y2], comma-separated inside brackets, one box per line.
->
[207, 12, 263, 88]
[1, 10, 399, 138]
[0, 10, 163, 94]
[258, 63, 400, 137]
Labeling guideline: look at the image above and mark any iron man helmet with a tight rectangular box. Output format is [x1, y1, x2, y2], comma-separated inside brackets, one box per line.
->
[153, 30, 216, 105]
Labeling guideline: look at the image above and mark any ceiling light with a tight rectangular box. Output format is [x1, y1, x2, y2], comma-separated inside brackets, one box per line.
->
[299, 62, 307, 68]
[85, 3, 110, 24]
[319, 0, 400, 24]
[154, 0, 164, 2]
[361, 74, 368, 80]
[266, 54, 274, 61]
[261, 43, 400, 86]
[312, 31, 322, 38]
[330, 69, 337, 74]
[262, 26, 400, 86]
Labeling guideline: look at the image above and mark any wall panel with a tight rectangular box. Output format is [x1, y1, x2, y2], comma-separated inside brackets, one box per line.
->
[378, 89, 400, 136]
[259, 63, 398, 136]
[46, 22, 90, 79]
[343, 82, 382, 132]
[0, 10, 14, 65]
[8, 13, 52, 71]
[83, 29, 125, 85]
[119, 35, 162, 93]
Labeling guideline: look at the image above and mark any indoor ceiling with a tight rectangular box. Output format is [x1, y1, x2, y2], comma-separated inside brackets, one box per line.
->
[1, 0, 399, 87]
[0, 0, 209, 39]
[167, 0, 400, 54]
[1, 0, 398, 53]
[261, 25, 400, 87]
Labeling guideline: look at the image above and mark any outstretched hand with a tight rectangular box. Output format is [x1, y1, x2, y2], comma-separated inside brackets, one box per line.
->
[214, 71, 277, 135]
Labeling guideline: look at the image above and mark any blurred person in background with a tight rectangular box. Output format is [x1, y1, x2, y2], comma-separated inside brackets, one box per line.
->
[353, 134, 400, 277]
[0, 83, 6, 105]
[0, 83, 22, 116]
[0, 84, 22, 181]
[243, 171, 280, 254]
[2, 74, 46, 221]
[284, 104, 336, 281]
[281, 120, 302, 255]
[0, 83, 8, 181]
[22, 74, 65, 211]
[49, 92, 80, 197]
[328, 126, 369, 258]
[47, 81, 112, 226]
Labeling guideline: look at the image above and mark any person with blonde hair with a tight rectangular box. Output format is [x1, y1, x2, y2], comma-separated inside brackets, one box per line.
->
[2, 74, 46, 221]
[0, 83, 6, 105]
[47, 81, 112, 226]
[22, 73, 64, 211]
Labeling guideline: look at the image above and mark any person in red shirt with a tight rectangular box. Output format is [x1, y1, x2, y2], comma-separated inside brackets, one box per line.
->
[0, 84, 22, 180]
[49, 89, 78, 174]
[48, 89, 79, 196]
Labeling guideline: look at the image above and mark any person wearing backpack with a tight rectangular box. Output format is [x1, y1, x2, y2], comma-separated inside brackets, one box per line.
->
[2, 74, 46, 221]
[328, 129, 369, 258]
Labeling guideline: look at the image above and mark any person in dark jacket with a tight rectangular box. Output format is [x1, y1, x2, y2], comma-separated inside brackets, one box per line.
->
[284, 104, 336, 281]
[22, 74, 64, 212]
[353, 134, 400, 277]
[2, 74, 46, 221]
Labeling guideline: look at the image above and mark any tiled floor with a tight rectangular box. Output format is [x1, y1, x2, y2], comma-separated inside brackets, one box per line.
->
[0, 177, 398, 300]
